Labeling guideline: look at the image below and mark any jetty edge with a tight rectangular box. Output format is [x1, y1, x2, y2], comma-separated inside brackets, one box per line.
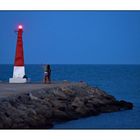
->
[0, 82, 133, 128]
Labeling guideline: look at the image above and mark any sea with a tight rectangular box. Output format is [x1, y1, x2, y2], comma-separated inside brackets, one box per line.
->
[0, 64, 140, 129]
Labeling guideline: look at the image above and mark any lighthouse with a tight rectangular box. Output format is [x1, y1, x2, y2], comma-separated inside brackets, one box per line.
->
[9, 24, 27, 83]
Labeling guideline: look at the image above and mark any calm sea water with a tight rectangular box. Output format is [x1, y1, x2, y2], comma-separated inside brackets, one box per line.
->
[0, 64, 140, 129]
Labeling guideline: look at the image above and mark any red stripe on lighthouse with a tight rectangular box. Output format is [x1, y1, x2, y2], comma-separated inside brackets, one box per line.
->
[14, 25, 24, 66]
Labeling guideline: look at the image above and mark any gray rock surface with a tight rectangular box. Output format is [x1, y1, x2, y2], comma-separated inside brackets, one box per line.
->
[0, 82, 133, 128]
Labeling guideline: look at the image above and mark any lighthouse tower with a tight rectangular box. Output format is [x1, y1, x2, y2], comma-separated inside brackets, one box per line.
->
[9, 25, 27, 83]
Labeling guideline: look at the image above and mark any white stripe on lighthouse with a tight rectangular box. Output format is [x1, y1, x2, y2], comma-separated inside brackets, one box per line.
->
[13, 66, 25, 78]
[9, 66, 27, 83]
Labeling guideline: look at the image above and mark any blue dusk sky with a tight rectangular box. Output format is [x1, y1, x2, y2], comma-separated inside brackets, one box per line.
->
[0, 11, 140, 64]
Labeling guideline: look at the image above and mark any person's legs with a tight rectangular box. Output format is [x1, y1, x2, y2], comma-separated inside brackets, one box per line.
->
[44, 76, 46, 83]
[48, 75, 51, 83]
[44, 76, 48, 84]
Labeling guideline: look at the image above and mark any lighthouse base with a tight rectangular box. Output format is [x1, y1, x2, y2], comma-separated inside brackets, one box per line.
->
[9, 78, 27, 83]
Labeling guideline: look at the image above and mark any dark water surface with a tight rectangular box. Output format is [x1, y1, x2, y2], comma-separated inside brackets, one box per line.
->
[0, 64, 140, 129]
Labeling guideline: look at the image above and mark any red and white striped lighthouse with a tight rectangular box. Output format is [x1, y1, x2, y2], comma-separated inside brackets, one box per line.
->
[9, 24, 27, 83]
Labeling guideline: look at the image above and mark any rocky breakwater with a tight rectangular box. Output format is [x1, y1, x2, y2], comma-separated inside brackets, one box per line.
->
[0, 82, 133, 128]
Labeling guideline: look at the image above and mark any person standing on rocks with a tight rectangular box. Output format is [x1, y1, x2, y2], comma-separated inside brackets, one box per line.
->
[44, 64, 51, 84]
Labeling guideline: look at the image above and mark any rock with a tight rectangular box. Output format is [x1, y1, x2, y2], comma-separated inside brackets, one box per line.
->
[52, 109, 70, 121]
[118, 100, 133, 110]
[28, 93, 39, 100]
[71, 97, 84, 108]
[99, 104, 120, 113]
[0, 82, 133, 128]
[52, 88, 67, 100]
[49, 99, 67, 110]
[74, 106, 90, 116]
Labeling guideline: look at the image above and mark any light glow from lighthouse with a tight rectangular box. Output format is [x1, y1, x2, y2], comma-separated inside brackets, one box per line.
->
[18, 25, 23, 29]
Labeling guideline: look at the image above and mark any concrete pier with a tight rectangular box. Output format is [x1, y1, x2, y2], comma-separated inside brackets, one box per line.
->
[0, 82, 68, 97]
[0, 83, 48, 97]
